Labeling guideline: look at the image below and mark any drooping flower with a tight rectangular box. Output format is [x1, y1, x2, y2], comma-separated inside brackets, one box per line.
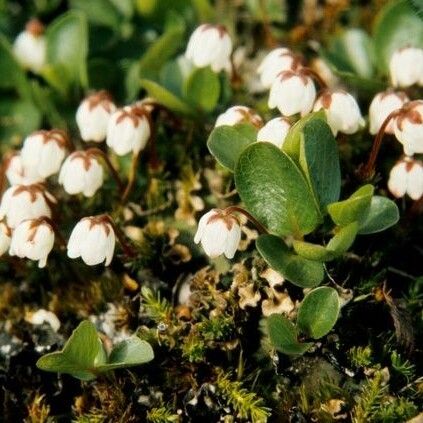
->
[388, 157, 423, 201]
[389, 46, 423, 88]
[9, 218, 55, 268]
[13, 18, 46, 73]
[76, 91, 116, 142]
[257, 117, 291, 148]
[369, 90, 409, 135]
[0, 184, 55, 228]
[393, 100, 423, 156]
[194, 209, 241, 259]
[257, 47, 302, 89]
[67, 215, 116, 266]
[59, 151, 104, 197]
[106, 105, 151, 156]
[268, 69, 316, 117]
[4, 152, 43, 186]
[185, 24, 232, 73]
[21, 129, 68, 178]
[215, 105, 263, 128]
[313, 90, 365, 135]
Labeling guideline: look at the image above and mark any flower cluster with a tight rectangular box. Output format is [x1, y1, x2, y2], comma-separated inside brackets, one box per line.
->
[0, 90, 151, 267]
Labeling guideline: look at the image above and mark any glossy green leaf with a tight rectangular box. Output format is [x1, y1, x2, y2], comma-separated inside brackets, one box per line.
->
[36, 321, 105, 381]
[207, 123, 257, 171]
[292, 240, 335, 262]
[184, 67, 220, 112]
[97, 337, 154, 372]
[140, 79, 195, 116]
[373, 0, 423, 73]
[191, 0, 215, 21]
[297, 287, 340, 339]
[69, 0, 122, 28]
[235, 143, 322, 237]
[300, 119, 341, 209]
[327, 185, 374, 226]
[267, 314, 312, 355]
[44, 11, 88, 91]
[256, 235, 325, 288]
[326, 222, 358, 255]
[358, 196, 400, 234]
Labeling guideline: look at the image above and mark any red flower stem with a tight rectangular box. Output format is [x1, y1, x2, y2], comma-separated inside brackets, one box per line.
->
[121, 152, 140, 203]
[103, 214, 136, 258]
[301, 67, 327, 89]
[86, 148, 124, 192]
[40, 216, 67, 248]
[360, 110, 400, 180]
[223, 206, 268, 234]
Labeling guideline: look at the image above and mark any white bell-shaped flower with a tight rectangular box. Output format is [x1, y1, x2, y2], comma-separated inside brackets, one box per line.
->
[389, 47, 423, 88]
[393, 100, 423, 156]
[21, 130, 68, 179]
[215, 105, 263, 128]
[9, 218, 55, 268]
[67, 215, 116, 266]
[313, 90, 365, 135]
[388, 157, 423, 201]
[268, 69, 316, 117]
[4, 153, 43, 186]
[257, 117, 291, 148]
[106, 105, 151, 156]
[59, 151, 104, 197]
[257, 48, 302, 89]
[13, 19, 46, 73]
[0, 222, 12, 256]
[0, 184, 54, 229]
[185, 24, 232, 73]
[369, 90, 409, 135]
[194, 209, 241, 259]
[76, 91, 116, 142]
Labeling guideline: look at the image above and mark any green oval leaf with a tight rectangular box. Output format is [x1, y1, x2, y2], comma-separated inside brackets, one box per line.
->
[44, 11, 88, 92]
[140, 78, 195, 116]
[292, 240, 335, 262]
[183, 67, 220, 112]
[297, 287, 340, 339]
[207, 123, 257, 171]
[235, 143, 321, 237]
[326, 221, 358, 255]
[256, 234, 325, 288]
[327, 184, 374, 226]
[373, 0, 423, 73]
[267, 314, 312, 355]
[358, 196, 400, 234]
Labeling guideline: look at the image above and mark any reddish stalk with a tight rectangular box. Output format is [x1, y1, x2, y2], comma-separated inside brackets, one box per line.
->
[121, 152, 140, 203]
[103, 214, 137, 258]
[223, 206, 268, 234]
[86, 148, 124, 192]
[41, 216, 67, 248]
[359, 110, 400, 180]
[301, 67, 328, 89]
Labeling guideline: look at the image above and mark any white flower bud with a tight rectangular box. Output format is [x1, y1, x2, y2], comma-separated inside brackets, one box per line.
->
[76, 91, 116, 142]
[194, 209, 241, 259]
[215, 105, 263, 128]
[313, 90, 365, 135]
[106, 106, 151, 156]
[59, 151, 104, 197]
[67, 215, 116, 266]
[21, 130, 68, 179]
[0, 184, 55, 228]
[268, 69, 316, 117]
[4, 153, 43, 186]
[26, 309, 61, 332]
[388, 157, 423, 201]
[9, 218, 55, 268]
[257, 48, 302, 89]
[0, 222, 12, 256]
[369, 90, 409, 135]
[389, 47, 423, 88]
[13, 19, 46, 73]
[393, 100, 423, 156]
[185, 24, 232, 73]
[257, 117, 291, 148]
